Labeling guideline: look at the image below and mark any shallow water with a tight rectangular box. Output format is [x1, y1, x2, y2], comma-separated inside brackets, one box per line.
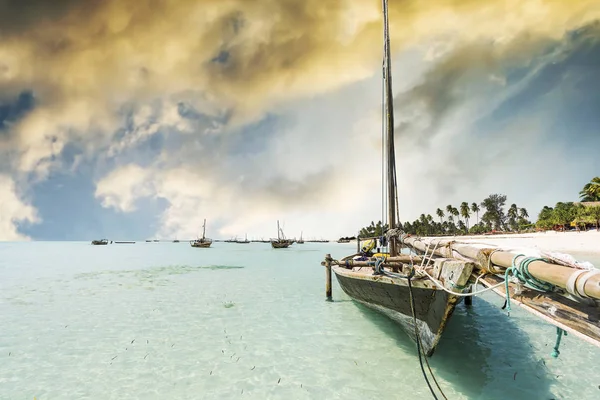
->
[0, 242, 599, 399]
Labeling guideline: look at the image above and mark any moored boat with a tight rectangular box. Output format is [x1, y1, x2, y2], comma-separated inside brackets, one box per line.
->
[191, 219, 213, 248]
[330, 253, 473, 355]
[270, 220, 292, 249]
[91, 239, 109, 245]
[322, 0, 600, 371]
[321, 0, 466, 357]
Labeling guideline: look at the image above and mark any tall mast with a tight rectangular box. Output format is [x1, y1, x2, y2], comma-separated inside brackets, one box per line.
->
[202, 219, 206, 240]
[277, 220, 281, 240]
[382, 0, 398, 256]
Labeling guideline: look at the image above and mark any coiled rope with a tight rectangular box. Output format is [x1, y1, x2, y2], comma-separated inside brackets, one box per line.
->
[504, 254, 554, 315]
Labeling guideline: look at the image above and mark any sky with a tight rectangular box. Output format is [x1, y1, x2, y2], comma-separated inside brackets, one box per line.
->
[0, 0, 599, 241]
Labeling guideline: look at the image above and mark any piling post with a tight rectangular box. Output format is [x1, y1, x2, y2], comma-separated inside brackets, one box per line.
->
[325, 253, 332, 300]
[356, 234, 360, 253]
[464, 285, 472, 306]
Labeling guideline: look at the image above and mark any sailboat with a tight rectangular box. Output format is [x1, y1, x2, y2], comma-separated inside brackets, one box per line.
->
[323, 0, 600, 364]
[270, 220, 293, 249]
[322, 0, 474, 357]
[297, 231, 304, 244]
[190, 219, 213, 248]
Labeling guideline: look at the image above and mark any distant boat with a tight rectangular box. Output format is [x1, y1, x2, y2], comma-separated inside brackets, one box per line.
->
[173, 240, 180, 243]
[233, 234, 250, 244]
[145, 240, 152, 242]
[297, 231, 304, 244]
[91, 239, 109, 245]
[191, 219, 213, 248]
[337, 237, 352, 243]
[270, 220, 293, 249]
[115, 241, 135, 244]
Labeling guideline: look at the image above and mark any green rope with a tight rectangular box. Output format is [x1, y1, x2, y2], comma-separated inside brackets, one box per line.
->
[502, 255, 567, 358]
[504, 254, 554, 315]
[551, 327, 567, 358]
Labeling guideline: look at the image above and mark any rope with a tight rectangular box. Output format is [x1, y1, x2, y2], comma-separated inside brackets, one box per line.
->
[374, 256, 385, 275]
[551, 327, 567, 358]
[504, 254, 554, 315]
[502, 254, 566, 357]
[406, 270, 447, 400]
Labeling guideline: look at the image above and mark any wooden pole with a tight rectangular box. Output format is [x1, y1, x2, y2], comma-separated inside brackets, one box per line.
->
[464, 286, 472, 306]
[401, 236, 600, 300]
[357, 234, 360, 253]
[321, 255, 424, 267]
[325, 253, 332, 300]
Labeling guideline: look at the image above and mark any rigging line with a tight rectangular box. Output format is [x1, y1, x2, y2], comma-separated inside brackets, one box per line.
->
[407, 273, 439, 400]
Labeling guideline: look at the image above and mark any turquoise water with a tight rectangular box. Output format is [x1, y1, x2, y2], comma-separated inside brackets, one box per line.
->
[1, 242, 599, 399]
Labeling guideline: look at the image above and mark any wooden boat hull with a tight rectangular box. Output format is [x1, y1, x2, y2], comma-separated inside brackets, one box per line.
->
[91, 240, 108, 245]
[333, 261, 472, 356]
[190, 241, 212, 248]
[271, 241, 291, 249]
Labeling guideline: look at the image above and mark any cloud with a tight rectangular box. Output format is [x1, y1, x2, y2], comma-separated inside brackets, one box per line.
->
[2, 1, 599, 155]
[0, 175, 39, 240]
[1, 0, 600, 239]
[91, 71, 391, 238]
[391, 22, 600, 222]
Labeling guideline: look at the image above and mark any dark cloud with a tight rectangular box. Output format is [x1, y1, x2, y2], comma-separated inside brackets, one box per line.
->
[0, 0, 103, 36]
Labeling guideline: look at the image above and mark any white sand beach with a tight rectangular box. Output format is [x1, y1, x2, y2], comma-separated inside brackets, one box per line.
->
[432, 230, 600, 255]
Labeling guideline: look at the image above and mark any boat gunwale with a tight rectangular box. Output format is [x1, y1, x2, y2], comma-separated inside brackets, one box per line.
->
[332, 263, 439, 290]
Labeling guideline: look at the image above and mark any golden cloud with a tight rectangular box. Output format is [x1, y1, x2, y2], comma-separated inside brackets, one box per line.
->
[0, 0, 599, 174]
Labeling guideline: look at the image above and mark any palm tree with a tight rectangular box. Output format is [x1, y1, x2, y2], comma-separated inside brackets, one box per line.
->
[507, 204, 519, 231]
[436, 208, 444, 224]
[579, 177, 600, 202]
[451, 207, 460, 222]
[519, 208, 529, 219]
[446, 205, 454, 224]
[460, 202, 471, 230]
[471, 202, 480, 225]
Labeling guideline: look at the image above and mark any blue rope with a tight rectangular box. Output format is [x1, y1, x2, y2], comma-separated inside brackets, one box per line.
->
[374, 257, 385, 275]
[504, 254, 554, 315]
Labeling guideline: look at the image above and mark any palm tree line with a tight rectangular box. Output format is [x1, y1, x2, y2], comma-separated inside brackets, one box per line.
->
[399, 195, 530, 236]
[358, 176, 600, 237]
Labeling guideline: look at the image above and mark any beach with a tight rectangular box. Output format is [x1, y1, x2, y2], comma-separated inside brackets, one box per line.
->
[426, 230, 600, 257]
